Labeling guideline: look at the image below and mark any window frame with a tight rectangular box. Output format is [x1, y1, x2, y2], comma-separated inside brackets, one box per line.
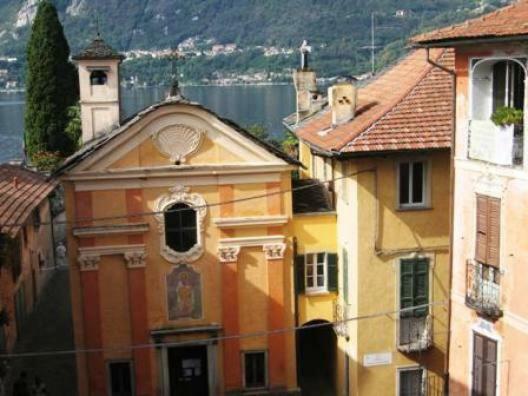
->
[164, 202, 198, 253]
[107, 360, 135, 396]
[396, 366, 426, 396]
[90, 70, 108, 86]
[304, 252, 328, 294]
[242, 350, 268, 390]
[155, 187, 207, 264]
[396, 159, 430, 210]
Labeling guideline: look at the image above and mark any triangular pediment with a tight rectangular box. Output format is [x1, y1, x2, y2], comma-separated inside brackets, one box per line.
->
[67, 102, 291, 174]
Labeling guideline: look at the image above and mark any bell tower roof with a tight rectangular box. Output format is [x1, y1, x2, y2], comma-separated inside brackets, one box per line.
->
[73, 35, 125, 61]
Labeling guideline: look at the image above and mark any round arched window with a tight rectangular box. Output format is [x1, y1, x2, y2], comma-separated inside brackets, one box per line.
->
[164, 202, 198, 253]
[90, 70, 108, 86]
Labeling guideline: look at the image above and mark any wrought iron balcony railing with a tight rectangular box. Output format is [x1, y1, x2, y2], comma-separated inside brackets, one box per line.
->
[466, 259, 502, 319]
[398, 314, 432, 353]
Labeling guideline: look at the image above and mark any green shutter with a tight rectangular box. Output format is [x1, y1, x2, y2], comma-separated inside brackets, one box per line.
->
[400, 259, 429, 318]
[327, 253, 338, 292]
[342, 248, 349, 302]
[295, 255, 305, 294]
[413, 259, 429, 317]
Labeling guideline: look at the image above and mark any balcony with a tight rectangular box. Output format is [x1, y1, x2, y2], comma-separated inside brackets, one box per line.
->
[398, 315, 432, 353]
[468, 120, 523, 166]
[466, 259, 502, 319]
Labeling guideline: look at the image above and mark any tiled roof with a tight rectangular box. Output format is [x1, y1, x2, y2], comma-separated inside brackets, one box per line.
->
[72, 35, 125, 61]
[411, 1, 528, 45]
[292, 179, 333, 214]
[0, 165, 57, 237]
[292, 48, 453, 154]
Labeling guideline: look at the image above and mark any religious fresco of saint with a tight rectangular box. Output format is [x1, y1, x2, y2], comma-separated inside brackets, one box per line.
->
[166, 264, 203, 320]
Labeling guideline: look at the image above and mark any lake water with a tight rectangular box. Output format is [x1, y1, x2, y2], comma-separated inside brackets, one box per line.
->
[0, 85, 295, 163]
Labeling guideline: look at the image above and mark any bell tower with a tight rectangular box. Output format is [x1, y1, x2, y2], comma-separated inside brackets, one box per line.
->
[72, 35, 125, 144]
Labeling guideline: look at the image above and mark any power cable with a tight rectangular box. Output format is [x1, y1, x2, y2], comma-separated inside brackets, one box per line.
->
[0, 300, 446, 359]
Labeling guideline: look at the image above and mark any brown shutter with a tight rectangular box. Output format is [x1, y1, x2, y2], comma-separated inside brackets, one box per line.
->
[472, 333, 484, 395]
[487, 197, 501, 267]
[476, 195, 489, 263]
[484, 337, 498, 396]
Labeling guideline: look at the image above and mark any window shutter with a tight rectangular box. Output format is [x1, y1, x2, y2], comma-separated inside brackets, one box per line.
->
[484, 337, 498, 395]
[413, 259, 429, 317]
[327, 253, 338, 292]
[487, 197, 501, 268]
[295, 255, 305, 294]
[472, 334, 485, 395]
[476, 195, 489, 263]
[400, 261, 414, 318]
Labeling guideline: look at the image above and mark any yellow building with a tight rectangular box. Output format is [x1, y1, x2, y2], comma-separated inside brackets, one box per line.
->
[57, 36, 300, 396]
[285, 47, 453, 395]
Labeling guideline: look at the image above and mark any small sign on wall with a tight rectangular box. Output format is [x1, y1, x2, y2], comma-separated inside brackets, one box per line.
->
[363, 352, 392, 367]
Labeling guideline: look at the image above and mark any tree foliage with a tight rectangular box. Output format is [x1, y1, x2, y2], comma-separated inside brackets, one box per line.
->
[24, 0, 79, 162]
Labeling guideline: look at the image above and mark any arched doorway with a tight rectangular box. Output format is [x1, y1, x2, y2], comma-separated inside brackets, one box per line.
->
[297, 320, 337, 396]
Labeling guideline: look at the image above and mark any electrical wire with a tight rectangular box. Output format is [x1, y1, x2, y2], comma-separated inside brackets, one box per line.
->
[1, 168, 376, 229]
[0, 301, 447, 359]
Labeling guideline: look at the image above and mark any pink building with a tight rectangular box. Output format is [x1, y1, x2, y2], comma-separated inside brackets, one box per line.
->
[414, 2, 528, 395]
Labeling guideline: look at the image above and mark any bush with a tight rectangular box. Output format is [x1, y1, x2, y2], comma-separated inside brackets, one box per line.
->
[491, 106, 524, 127]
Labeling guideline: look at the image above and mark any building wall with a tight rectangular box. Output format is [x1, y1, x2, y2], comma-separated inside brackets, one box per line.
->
[298, 145, 450, 395]
[448, 44, 528, 396]
[64, 118, 298, 395]
[0, 198, 55, 353]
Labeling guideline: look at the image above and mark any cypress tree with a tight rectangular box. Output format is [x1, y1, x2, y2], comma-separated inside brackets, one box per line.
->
[25, 0, 78, 162]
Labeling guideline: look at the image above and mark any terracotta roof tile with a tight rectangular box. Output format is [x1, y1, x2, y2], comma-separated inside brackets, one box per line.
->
[0, 165, 57, 237]
[293, 48, 453, 154]
[412, 1, 528, 45]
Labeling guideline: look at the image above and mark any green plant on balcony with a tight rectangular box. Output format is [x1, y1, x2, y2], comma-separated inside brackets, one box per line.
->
[491, 106, 524, 127]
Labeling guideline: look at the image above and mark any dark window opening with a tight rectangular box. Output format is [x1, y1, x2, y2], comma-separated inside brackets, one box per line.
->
[164, 203, 198, 253]
[90, 70, 108, 86]
[109, 361, 133, 396]
[399, 161, 426, 207]
[492, 60, 525, 112]
[244, 351, 266, 389]
[399, 368, 424, 396]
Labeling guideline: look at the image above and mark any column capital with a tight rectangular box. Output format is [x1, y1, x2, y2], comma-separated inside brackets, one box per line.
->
[124, 251, 147, 268]
[78, 254, 100, 271]
[263, 243, 286, 260]
[218, 246, 240, 263]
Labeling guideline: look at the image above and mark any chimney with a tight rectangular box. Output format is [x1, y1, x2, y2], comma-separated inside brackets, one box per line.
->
[293, 40, 318, 123]
[328, 80, 357, 126]
[72, 35, 125, 144]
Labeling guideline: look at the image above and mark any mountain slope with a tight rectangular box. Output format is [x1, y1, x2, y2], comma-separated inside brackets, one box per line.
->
[0, 0, 513, 82]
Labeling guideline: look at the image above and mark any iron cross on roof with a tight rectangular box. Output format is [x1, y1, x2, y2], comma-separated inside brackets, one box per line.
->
[169, 49, 186, 97]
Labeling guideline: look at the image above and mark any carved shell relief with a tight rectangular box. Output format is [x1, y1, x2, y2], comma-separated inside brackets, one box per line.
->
[152, 124, 204, 164]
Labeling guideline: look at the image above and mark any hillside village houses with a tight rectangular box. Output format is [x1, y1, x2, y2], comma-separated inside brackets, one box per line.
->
[3, 1, 528, 395]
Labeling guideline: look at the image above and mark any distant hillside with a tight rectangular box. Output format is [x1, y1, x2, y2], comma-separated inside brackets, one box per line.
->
[0, 0, 513, 85]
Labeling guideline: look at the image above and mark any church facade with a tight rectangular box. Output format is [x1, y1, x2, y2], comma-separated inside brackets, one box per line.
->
[58, 37, 299, 396]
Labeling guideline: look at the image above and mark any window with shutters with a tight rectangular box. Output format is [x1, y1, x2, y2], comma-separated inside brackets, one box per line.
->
[398, 160, 429, 209]
[475, 195, 501, 267]
[342, 248, 349, 303]
[399, 258, 431, 351]
[243, 351, 267, 389]
[108, 361, 133, 396]
[296, 253, 338, 295]
[398, 367, 425, 396]
[467, 195, 502, 318]
[472, 333, 497, 396]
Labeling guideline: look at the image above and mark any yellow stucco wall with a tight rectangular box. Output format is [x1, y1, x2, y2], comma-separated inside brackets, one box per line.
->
[297, 141, 450, 396]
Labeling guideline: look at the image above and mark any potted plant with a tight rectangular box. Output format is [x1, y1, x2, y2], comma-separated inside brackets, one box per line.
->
[489, 107, 524, 165]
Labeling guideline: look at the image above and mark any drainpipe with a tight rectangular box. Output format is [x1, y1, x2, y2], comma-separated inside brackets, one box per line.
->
[426, 47, 457, 396]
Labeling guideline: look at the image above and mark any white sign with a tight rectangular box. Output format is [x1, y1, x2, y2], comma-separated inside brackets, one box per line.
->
[363, 352, 392, 367]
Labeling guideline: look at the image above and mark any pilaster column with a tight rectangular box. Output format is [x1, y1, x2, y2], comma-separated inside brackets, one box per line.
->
[265, 243, 287, 389]
[125, 189, 152, 396]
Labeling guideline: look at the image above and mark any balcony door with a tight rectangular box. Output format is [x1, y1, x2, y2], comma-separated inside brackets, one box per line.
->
[472, 333, 497, 396]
